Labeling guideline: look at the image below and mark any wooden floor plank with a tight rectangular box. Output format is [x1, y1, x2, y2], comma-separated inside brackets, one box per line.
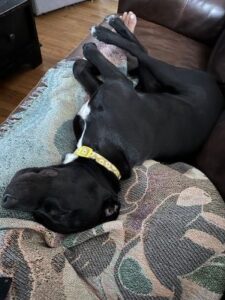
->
[0, 0, 118, 123]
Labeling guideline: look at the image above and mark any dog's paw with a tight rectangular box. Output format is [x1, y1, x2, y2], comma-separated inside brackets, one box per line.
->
[106, 14, 122, 29]
[83, 42, 98, 58]
[90, 25, 112, 43]
[91, 26, 98, 37]
[105, 14, 117, 24]
[73, 58, 87, 78]
[83, 42, 97, 52]
[91, 25, 108, 39]
[74, 58, 86, 68]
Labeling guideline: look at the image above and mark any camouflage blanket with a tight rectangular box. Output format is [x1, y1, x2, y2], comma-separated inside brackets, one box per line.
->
[0, 41, 225, 299]
[0, 162, 225, 299]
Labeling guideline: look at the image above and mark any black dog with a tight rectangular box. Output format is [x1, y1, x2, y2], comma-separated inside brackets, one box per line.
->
[2, 16, 224, 233]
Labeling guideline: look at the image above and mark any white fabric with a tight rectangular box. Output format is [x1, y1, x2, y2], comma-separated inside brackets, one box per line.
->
[32, 0, 86, 15]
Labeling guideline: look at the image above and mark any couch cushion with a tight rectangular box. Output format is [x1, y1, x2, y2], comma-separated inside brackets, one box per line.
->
[208, 28, 225, 94]
[135, 18, 211, 70]
[194, 111, 225, 199]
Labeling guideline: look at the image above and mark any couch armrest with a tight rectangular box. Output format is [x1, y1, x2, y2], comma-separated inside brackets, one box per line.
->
[118, 0, 225, 45]
[208, 28, 225, 89]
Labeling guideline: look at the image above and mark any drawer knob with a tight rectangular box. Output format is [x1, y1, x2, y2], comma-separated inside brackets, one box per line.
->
[9, 33, 16, 41]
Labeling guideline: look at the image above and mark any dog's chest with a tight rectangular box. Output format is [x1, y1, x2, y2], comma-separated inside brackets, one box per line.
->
[63, 86, 152, 166]
[63, 101, 91, 164]
[78, 101, 91, 121]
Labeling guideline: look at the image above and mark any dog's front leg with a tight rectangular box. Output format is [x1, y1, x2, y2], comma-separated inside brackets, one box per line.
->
[82, 42, 132, 85]
[73, 59, 101, 96]
[106, 15, 147, 53]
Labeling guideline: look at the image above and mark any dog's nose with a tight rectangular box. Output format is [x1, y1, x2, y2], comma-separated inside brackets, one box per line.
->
[2, 194, 18, 209]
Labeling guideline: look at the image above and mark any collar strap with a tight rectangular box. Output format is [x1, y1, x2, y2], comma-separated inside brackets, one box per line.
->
[74, 146, 122, 180]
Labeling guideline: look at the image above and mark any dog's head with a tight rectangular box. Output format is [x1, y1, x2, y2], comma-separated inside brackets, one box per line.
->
[2, 162, 120, 233]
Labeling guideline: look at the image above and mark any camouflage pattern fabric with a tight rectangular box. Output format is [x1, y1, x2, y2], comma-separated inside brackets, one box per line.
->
[0, 161, 225, 299]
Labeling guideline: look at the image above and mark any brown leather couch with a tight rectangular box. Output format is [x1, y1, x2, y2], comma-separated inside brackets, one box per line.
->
[117, 0, 225, 201]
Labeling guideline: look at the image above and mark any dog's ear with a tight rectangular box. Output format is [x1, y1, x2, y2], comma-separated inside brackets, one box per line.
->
[102, 196, 120, 221]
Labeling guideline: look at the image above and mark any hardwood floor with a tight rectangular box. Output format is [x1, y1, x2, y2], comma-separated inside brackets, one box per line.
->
[0, 0, 118, 123]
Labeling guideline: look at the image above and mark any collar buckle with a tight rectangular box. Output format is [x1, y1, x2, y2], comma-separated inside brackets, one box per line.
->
[75, 146, 93, 158]
[74, 146, 121, 180]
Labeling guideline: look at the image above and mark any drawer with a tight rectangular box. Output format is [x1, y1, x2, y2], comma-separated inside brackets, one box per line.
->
[0, 36, 14, 57]
[0, 5, 33, 51]
[0, 61, 14, 77]
[0, 0, 42, 77]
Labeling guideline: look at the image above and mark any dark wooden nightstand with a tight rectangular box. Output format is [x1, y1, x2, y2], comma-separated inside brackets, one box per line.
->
[0, 0, 42, 77]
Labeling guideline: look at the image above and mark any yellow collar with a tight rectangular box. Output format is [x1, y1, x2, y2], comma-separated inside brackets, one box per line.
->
[74, 146, 121, 180]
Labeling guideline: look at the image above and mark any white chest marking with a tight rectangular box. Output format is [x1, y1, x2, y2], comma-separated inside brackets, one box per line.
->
[78, 101, 91, 120]
[77, 122, 87, 148]
[63, 153, 78, 164]
[63, 102, 91, 164]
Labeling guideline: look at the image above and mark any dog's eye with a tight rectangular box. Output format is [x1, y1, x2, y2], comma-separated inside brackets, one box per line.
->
[103, 197, 120, 219]
[105, 204, 119, 217]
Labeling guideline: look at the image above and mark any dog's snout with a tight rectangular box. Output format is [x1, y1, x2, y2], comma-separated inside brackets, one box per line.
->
[2, 194, 18, 209]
